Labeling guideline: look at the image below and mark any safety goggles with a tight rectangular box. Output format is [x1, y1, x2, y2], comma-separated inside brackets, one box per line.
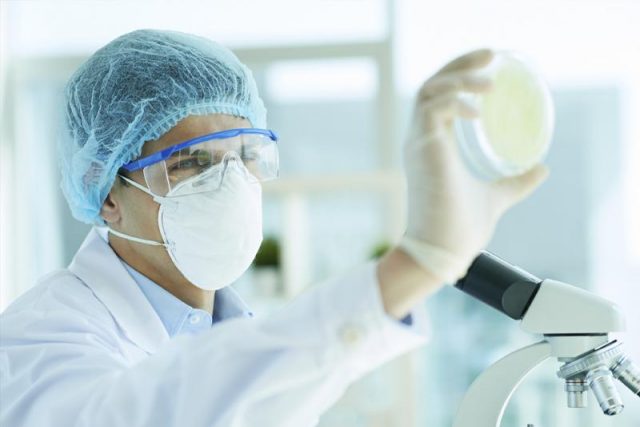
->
[120, 128, 279, 197]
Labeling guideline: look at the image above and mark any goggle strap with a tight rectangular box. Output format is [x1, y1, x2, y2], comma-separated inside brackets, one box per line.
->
[119, 174, 154, 195]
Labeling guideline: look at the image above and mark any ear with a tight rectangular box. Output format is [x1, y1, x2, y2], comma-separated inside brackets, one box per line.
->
[100, 189, 122, 225]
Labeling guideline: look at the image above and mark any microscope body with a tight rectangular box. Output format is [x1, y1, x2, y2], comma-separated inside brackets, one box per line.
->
[452, 252, 639, 427]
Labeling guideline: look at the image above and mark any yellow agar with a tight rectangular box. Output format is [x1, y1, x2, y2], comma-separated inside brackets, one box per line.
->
[478, 57, 552, 169]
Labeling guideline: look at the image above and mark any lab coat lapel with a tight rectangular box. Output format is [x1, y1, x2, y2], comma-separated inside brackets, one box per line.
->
[68, 228, 169, 354]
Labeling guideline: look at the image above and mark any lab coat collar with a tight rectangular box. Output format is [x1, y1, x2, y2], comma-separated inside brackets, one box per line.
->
[68, 227, 169, 354]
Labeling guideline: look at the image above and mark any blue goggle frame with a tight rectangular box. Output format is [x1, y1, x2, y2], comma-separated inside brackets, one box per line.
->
[121, 128, 279, 173]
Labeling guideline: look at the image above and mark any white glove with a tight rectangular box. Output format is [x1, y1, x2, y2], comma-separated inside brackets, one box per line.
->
[400, 49, 549, 284]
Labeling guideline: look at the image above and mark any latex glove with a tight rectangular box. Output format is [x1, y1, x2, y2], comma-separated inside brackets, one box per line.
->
[400, 49, 549, 284]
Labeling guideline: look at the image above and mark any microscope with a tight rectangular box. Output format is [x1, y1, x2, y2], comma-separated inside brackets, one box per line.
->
[451, 252, 640, 427]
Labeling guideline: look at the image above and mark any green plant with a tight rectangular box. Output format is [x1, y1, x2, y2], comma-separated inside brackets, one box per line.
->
[253, 236, 281, 268]
[370, 241, 391, 259]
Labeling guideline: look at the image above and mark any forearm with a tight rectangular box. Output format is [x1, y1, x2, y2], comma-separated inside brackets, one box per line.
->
[376, 247, 446, 319]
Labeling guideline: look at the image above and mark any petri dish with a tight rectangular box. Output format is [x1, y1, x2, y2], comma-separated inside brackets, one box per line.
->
[455, 51, 554, 180]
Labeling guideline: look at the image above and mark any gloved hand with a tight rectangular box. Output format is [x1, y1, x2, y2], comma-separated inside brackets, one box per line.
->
[400, 49, 549, 284]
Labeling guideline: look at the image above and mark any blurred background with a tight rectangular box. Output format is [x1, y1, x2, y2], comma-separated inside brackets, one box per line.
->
[1, 0, 638, 425]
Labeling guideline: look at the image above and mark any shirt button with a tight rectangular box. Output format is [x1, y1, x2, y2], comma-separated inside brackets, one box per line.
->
[189, 314, 201, 324]
[339, 323, 365, 347]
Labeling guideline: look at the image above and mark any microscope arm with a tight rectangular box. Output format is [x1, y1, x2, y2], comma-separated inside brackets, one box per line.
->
[452, 341, 552, 427]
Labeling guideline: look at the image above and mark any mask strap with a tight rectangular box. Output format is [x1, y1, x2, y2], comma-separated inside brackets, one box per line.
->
[107, 227, 169, 248]
[110, 175, 171, 247]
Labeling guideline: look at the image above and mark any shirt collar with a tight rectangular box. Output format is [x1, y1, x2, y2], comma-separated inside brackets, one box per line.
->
[120, 261, 253, 338]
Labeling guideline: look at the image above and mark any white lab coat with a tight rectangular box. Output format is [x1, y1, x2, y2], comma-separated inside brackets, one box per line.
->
[0, 228, 429, 427]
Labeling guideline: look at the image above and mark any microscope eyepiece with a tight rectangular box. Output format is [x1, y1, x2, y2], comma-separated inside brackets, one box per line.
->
[454, 251, 542, 320]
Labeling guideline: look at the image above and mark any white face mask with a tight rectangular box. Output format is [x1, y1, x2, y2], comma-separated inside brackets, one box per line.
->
[109, 162, 263, 291]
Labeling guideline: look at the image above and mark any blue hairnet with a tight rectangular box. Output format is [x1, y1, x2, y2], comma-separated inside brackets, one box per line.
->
[60, 29, 267, 225]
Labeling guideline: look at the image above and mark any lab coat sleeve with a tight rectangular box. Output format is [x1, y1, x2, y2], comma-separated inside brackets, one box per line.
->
[0, 261, 429, 427]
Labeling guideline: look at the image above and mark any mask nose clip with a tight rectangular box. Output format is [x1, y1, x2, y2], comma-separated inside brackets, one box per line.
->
[188, 151, 245, 191]
[179, 151, 256, 193]
[222, 151, 242, 167]
[220, 151, 252, 183]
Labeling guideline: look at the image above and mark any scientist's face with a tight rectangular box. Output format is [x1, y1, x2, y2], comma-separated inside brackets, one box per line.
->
[100, 113, 252, 285]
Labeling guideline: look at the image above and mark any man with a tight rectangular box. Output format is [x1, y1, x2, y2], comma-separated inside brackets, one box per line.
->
[0, 30, 547, 426]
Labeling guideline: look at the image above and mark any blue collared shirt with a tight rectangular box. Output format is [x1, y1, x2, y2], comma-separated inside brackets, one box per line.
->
[122, 262, 253, 337]
[122, 260, 411, 338]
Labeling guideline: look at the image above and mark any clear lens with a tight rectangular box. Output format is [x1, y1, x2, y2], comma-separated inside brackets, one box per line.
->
[142, 133, 278, 196]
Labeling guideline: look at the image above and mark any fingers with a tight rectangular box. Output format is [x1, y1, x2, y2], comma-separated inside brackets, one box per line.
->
[418, 49, 495, 104]
[426, 94, 478, 120]
[410, 50, 495, 145]
[493, 164, 550, 204]
[418, 71, 493, 103]
[414, 93, 478, 134]
[435, 49, 494, 76]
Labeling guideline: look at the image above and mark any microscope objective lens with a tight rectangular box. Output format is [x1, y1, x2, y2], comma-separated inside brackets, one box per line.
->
[586, 368, 624, 416]
[612, 356, 640, 396]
